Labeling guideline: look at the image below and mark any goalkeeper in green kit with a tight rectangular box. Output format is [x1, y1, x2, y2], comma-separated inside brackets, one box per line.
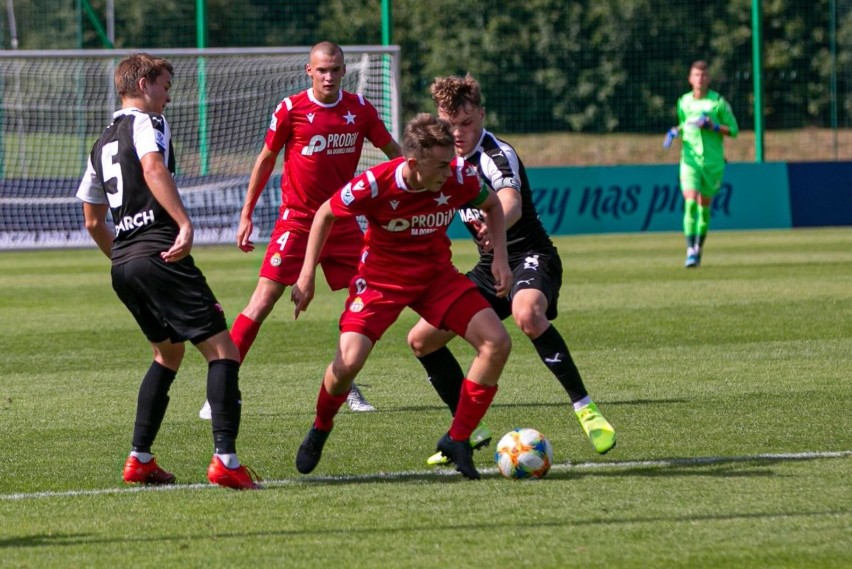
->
[663, 60, 739, 267]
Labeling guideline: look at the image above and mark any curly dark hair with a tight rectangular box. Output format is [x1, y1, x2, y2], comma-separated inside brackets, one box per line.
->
[430, 73, 482, 117]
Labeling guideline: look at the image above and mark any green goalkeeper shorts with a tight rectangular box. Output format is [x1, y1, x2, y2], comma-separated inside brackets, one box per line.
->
[680, 162, 725, 198]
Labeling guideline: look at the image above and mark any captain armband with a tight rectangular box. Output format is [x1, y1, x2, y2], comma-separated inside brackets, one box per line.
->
[470, 184, 492, 207]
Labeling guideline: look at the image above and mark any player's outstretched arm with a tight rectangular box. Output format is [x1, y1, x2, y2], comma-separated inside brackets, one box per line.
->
[470, 219, 492, 251]
[238, 145, 279, 252]
[470, 188, 522, 251]
[496, 187, 523, 229]
[719, 99, 739, 138]
[380, 140, 403, 160]
[82, 202, 114, 258]
[142, 151, 194, 262]
[663, 127, 680, 149]
[479, 191, 511, 298]
[291, 200, 337, 319]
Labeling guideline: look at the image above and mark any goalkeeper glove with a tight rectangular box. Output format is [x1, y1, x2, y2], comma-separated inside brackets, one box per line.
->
[692, 113, 713, 130]
[663, 127, 679, 149]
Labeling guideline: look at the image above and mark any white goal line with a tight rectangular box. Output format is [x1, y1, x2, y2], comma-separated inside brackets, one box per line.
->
[1, 450, 848, 501]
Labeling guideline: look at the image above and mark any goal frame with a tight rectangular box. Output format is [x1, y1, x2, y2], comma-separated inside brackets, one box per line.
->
[0, 45, 401, 249]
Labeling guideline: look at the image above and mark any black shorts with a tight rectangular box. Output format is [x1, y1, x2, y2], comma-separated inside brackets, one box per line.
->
[111, 254, 228, 345]
[467, 247, 563, 321]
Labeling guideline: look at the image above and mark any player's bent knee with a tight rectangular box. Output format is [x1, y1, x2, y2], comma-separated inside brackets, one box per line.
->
[153, 342, 185, 370]
[511, 299, 549, 338]
[246, 279, 287, 320]
[480, 330, 512, 366]
[514, 315, 549, 339]
[406, 329, 427, 356]
[407, 331, 447, 358]
[196, 331, 239, 362]
[329, 358, 362, 383]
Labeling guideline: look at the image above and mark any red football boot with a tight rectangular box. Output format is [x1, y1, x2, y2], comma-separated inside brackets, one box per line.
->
[207, 455, 262, 490]
[123, 455, 176, 485]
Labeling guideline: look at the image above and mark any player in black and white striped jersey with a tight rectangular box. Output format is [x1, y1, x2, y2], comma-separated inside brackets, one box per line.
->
[76, 53, 259, 489]
[407, 74, 617, 462]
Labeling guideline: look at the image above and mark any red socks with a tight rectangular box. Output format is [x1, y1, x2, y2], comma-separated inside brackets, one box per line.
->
[230, 313, 260, 363]
[314, 383, 349, 431]
[449, 379, 497, 441]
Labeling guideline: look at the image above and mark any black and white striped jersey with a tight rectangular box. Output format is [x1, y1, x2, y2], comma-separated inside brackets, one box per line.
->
[76, 108, 178, 264]
[458, 128, 553, 262]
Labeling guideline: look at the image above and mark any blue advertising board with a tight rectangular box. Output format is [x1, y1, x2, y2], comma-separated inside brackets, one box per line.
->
[448, 162, 793, 238]
[787, 162, 852, 227]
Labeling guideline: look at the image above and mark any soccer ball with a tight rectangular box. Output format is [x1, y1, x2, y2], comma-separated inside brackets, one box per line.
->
[494, 428, 554, 480]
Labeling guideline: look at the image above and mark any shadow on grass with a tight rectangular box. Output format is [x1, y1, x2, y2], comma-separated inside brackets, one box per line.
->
[292, 451, 848, 486]
[340, 398, 691, 415]
[237, 397, 689, 419]
[545, 464, 775, 481]
[0, 508, 844, 549]
[0, 533, 92, 548]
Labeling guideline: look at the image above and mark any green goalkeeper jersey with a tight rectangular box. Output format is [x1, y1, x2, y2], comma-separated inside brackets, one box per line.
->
[676, 89, 739, 169]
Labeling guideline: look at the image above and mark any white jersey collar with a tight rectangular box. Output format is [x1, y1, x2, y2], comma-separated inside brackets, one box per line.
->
[461, 128, 489, 160]
[307, 88, 343, 108]
[394, 160, 430, 193]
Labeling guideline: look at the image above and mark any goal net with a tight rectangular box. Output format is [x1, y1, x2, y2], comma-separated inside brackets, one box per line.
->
[0, 46, 401, 249]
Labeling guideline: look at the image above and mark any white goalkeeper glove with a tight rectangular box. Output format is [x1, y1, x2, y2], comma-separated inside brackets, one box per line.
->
[663, 127, 679, 149]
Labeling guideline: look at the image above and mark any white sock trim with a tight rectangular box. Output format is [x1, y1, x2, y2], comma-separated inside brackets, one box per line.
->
[216, 453, 240, 469]
[130, 451, 153, 464]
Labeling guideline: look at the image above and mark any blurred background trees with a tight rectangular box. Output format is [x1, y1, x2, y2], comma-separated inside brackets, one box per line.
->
[1, 0, 849, 134]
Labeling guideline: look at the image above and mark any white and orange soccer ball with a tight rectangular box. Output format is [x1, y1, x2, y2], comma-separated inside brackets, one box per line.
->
[494, 428, 554, 480]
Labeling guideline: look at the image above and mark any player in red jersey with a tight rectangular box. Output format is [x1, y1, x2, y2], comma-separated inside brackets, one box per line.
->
[290, 113, 513, 480]
[198, 41, 401, 418]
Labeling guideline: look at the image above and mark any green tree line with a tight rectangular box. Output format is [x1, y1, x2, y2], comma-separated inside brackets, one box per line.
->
[3, 0, 848, 133]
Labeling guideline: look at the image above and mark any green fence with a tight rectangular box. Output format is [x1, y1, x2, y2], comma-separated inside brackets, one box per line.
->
[2, 0, 852, 163]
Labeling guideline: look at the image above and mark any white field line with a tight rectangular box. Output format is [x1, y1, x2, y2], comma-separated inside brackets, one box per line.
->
[2, 450, 849, 502]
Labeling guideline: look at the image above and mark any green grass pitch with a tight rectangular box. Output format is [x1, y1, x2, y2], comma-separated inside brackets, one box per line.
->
[1, 228, 850, 568]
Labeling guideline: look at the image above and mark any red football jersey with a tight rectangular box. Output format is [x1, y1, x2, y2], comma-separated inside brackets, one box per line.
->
[265, 89, 393, 219]
[328, 156, 484, 286]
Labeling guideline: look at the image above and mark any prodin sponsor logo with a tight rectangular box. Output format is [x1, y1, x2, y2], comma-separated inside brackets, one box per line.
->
[270, 252, 282, 267]
[383, 209, 457, 235]
[349, 296, 364, 313]
[301, 133, 360, 156]
[115, 209, 155, 236]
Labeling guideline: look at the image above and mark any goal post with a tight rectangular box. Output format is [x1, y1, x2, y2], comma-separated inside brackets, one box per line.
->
[0, 46, 401, 249]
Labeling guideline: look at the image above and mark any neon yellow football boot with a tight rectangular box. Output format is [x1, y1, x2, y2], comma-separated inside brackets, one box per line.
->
[426, 423, 492, 465]
[575, 401, 616, 454]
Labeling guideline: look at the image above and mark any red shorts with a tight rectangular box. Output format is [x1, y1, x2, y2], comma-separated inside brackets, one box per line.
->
[260, 213, 363, 290]
[339, 268, 492, 343]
